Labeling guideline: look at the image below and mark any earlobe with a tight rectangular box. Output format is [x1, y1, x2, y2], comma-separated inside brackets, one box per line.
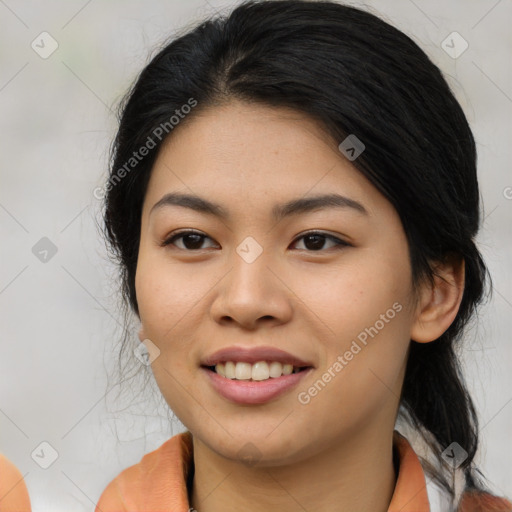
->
[138, 324, 146, 342]
[410, 256, 465, 343]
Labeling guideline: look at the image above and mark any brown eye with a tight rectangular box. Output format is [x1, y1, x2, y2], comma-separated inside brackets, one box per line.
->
[161, 230, 350, 252]
[291, 232, 350, 251]
[162, 230, 217, 251]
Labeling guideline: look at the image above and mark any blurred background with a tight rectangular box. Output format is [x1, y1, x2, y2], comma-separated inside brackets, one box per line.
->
[1, 0, 510, 510]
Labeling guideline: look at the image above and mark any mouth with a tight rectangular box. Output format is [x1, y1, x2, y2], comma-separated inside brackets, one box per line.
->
[201, 345, 314, 381]
[203, 361, 312, 381]
[201, 363, 313, 405]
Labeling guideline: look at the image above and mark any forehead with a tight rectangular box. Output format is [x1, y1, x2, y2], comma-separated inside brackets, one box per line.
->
[143, 101, 390, 220]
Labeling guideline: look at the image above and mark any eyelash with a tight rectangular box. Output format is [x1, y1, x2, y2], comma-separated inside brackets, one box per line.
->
[161, 229, 351, 252]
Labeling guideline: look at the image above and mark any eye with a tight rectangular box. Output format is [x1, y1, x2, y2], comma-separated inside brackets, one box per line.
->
[161, 230, 218, 251]
[290, 231, 350, 251]
[162, 230, 350, 252]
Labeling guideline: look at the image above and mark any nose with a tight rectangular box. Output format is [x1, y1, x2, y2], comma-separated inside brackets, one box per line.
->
[210, 247, 293, 330]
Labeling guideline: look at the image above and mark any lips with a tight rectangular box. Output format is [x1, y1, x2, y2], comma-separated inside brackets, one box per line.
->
[200, 346, 314, 404]
[201, 345, 313, 368]
[203, 367, 313, 404]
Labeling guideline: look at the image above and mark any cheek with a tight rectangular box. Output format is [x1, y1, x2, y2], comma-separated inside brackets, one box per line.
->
[293, 249, 414, 396]
[134, 254, 217, 401]
[317, 266, 412, 399]
[135, 253, 206, 340]
[295, 299, 411, 442]
[135, 258, 202, 420]
[291, 251, 412, 339]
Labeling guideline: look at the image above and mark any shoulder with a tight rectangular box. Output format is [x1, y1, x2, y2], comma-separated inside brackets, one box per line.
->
[392, 431, 511, 512]
[95, 431, 193, 512]
[457, 490, 512, 512]
[0, 454, 31, 511]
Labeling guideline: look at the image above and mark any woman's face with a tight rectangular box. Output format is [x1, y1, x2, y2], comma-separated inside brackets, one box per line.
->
[135, 100, 420, 465]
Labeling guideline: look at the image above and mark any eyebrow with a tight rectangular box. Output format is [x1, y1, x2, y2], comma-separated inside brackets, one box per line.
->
[149, 192, 368, 221]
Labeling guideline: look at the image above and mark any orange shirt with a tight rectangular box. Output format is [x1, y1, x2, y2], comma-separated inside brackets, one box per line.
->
[0, 455, 31, 512]
[96, 431, 438, 512]
[96, 430, 511, 512]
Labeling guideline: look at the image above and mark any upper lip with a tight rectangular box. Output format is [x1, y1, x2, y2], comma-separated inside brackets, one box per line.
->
[202, 346, 314, 367]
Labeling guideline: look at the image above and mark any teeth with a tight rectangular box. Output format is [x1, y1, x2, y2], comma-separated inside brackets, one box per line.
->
[225, 361, 236, 379]
[216, 363, 226, 377]
[252, 361, 269, 381]
[269, 361, 282, 378]
[214, 361, 303, 380]
[235, 362, 252, 380]
[283, 363, 293, 375]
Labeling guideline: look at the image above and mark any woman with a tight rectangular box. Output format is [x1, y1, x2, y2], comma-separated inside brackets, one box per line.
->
[95, 1, 512, 510]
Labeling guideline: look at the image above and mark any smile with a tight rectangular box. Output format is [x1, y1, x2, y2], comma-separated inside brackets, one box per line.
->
[207, 361, 310, 381]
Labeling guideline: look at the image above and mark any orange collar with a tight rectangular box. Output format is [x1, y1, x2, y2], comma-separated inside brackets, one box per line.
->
[389, 430, 430, 511]
[97, 430, 431, 511]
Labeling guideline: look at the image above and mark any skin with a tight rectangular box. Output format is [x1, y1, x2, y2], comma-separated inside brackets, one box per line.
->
[135, 100, 465, 512]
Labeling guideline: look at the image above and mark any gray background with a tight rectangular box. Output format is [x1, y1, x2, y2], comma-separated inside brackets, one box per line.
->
[1, 0, 510, 510]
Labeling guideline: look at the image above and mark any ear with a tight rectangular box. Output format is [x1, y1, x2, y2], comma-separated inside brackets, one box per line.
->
[410, 254, 465, 343]
[138, 324, 146, 343]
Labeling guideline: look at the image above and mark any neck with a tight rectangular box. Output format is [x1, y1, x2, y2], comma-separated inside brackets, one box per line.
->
[190, 423, 397, 512]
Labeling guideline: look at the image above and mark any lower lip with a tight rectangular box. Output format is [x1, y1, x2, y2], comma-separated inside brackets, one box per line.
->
[202, 367, 313, 405]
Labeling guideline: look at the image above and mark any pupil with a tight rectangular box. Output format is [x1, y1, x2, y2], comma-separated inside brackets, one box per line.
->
[184, 234, 203, 249]
[305, 234, 324, 250]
